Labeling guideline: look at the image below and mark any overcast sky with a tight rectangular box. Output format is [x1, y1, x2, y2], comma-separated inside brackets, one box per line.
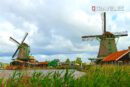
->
[0, 0, 130, 63]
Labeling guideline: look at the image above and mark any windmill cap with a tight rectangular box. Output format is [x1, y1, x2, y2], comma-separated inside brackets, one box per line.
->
[103, 31, 114, 35]
[103, 31, 115, 37]
[21, 43, 29, 46]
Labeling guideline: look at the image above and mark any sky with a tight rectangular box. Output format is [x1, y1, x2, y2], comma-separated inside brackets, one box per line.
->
[0, 0, 130, 63]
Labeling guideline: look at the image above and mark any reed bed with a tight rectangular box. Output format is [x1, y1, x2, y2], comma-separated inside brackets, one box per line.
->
[1, 65, 130, 87]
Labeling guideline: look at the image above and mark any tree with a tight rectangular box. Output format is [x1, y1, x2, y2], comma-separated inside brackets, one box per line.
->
[48, 59, 59, 67]
[75, 57, 82, 65]
[65, 58, 70, 65]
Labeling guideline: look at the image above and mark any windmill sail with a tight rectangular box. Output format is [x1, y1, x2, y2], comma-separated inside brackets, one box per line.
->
[101, 12, 106, 34]
[12, 47, 19, 58]
[10, 37, 20, 45]
[21, 32, 28, 44]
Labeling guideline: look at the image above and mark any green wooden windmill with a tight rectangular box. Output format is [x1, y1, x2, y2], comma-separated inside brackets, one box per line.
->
[82, 12, 128, 62]
[10, 33, 32, 65]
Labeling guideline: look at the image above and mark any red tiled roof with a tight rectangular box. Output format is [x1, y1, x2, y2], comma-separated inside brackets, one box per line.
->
[102, 50, 129, 62]
[38, 62, 48, 65]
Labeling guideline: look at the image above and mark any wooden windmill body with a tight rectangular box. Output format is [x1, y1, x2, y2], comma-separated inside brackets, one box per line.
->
[82, 12, 128, 62]
[98, 32, 117, 58]
[17, 43, 30, 60]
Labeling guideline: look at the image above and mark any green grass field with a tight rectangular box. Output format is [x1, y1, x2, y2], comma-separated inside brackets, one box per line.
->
[1, 65, 130, 87]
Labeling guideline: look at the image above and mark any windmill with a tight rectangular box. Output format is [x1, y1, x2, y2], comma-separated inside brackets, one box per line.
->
[10, 33, 37, 66]
[82, 12, 128, 62]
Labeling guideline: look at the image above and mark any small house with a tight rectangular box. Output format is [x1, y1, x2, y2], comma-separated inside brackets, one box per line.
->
[102, 47, 130, 64]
